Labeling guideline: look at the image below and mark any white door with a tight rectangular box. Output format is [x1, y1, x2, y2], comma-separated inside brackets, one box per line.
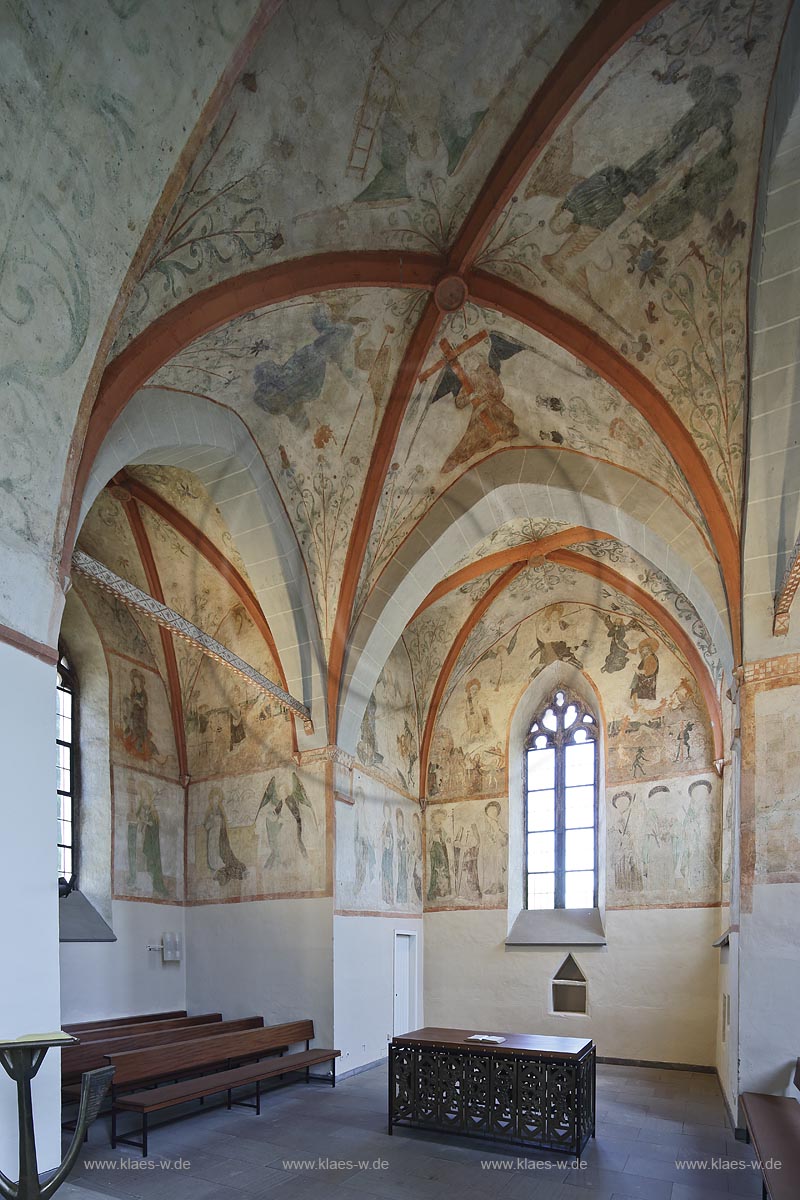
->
[393, 931, 416, 1036]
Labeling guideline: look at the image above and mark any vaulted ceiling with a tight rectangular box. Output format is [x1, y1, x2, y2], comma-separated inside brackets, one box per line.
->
[9, 0, 793, 763]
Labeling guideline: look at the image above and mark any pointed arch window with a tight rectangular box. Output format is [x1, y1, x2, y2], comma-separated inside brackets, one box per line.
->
[525, 688, 598, 910]
[57, 648, 79, 885]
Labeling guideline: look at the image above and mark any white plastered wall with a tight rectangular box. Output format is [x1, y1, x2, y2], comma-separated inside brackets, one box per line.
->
[424, 907, 720, 1066]
[0, 643, 62, 1175]
[333, 914, 424, 1074]
[185, 899, 335, 1048]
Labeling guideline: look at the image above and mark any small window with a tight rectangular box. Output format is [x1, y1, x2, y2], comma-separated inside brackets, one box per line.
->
[525, 688, 598, 909]
[552, 954, 587, 1014]
[57, 649, 78, 885]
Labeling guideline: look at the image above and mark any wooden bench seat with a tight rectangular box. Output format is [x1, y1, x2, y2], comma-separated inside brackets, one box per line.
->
[61, 1016, 262, 1087]
[108, 1020, 339, 1156]
[740, 1060, 800, 1200]
[70, 1013, 221, 1044]
[64, 1010, 187, 1034]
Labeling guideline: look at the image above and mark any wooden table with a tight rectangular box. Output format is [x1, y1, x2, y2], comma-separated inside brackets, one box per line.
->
[388, 1026, 595, 1156]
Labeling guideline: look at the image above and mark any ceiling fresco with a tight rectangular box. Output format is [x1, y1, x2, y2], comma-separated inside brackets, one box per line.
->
[125, 465, 252, 581]
[7, 0, 789, 769]
[0, 0, 259, 638]
[402, 567, 510, 733]
[565, 538, 723, 681]
[74, 473, 295, 784]
[116, 0, 602, 346]
[353, 302, 709, 621]
[427, 586, 716, 804]
[149, 287, 420, 645]
[482, 0, 789, 518]
[439, 563, 702, 712]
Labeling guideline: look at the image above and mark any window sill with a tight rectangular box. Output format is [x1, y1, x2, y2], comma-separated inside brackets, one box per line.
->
[505, 907, 606, 946]
[59, 890, 117, 943]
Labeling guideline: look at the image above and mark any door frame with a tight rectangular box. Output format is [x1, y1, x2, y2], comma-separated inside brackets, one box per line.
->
[392, 929, 419, 1036]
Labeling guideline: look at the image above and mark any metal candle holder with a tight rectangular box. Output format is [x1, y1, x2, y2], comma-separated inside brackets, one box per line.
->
[0, 1034, 113, 1200]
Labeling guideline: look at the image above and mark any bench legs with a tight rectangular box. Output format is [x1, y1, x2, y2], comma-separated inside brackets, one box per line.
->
[112, 1110, 149, 1157]
[230, 1079, 261, 1115]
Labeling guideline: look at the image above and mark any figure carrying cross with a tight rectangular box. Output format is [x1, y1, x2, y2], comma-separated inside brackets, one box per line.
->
[411, 329, 526, 474]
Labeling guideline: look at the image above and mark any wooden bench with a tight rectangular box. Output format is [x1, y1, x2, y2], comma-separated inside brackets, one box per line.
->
[740, 1059, 800, 1200]
[64, 1010, 187, 1034]
[108, 1020, 340, 1156]
[62, 1016, 262, 1086]
[69, 1013, 221, 1044]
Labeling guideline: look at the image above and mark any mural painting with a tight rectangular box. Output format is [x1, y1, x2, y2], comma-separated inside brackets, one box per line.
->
[424, 797, 510, 911]
[109, 654, 179, 779]
[607, 774, 720, 907]
[754, 685, 800, 882]
[187, 764, 326, 902]
[336, 769, 422, 915]
[428, 576, 716, 804]
[484, 0, 788, 514]
[356, 640, 419, 794]
[113, 766, 184, 903]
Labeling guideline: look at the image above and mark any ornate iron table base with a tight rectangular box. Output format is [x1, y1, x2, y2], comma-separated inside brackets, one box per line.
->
[389, 1032, 595, 1157]
[0, 1034, 113, 1200]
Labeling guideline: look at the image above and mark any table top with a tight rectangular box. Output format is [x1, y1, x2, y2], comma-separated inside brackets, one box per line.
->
[0, 1031, 77, 1051]
[392, 1026, 593, 1060]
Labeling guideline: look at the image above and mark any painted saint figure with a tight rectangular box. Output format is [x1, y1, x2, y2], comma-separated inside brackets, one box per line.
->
[630, 637, 660, 703]
[136, 783, 167, 899]
[284, 772, 317, 859]
[353, 786, 377, 896]
[257, 777, 284, 870]
[599, 614, 639, 674]
[381, 802, 394, 906]
[357, 694, 384, 767]
[426, 808, 451, 901]
[126, 789, 139, 890]
[453, 822, 482, 901]
[120, 668, 162, 762]
[395, 808, 409, 905]
[442, 361, 519, 474]
[204, 788, 248, 886]
[411, 811, 423, 905]
[480, 801, 508, 896]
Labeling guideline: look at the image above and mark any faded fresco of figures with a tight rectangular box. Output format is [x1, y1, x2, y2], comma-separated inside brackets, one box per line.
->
[353, 786, 377, 896]
[606, 775, 720, 906]
[204, 788, 248, 886]
[256, 772, 318, 866]
[599, 614, 641, 674]
[336, 771, 421, 914]
[480, 801, 508, 896]
[608, 678, 711, 784]
[411, 811, 422, 905]
[136, 783, 167, 898]
[425, 799, 509, 909]
[115, 768, 182, 902]
[630, 637, 660, 704]
[396, 809, 409, 905]
[381, 803, 394, 905]
[357, 645, 420, 794]
[115, 666, 168, 766]
[186, 766, 326, 902]
[426, 809, 451, 901]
